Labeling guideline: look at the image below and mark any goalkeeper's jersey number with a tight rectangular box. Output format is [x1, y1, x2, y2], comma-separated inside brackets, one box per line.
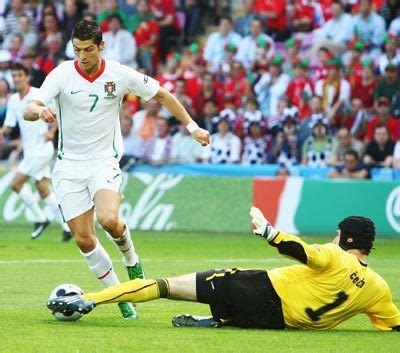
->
[305, 291, 349, 322]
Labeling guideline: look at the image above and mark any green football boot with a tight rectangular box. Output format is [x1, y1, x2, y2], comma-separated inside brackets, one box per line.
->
[118, 302, 138, 319]
[127, 260, 145, 280]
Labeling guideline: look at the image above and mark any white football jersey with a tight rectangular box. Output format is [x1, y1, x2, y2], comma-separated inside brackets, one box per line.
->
[32, 59, 159, 161]
[4, 86, 54, 156]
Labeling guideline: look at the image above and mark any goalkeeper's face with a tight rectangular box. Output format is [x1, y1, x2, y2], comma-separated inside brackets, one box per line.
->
[72, 38, 105, 71]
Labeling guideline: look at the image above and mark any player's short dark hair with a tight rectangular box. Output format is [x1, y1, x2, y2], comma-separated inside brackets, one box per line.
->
[344, 149, 359, 161]
[338, 216, 375, 254]
[72, 19, 102, 46]
[11, 63, 29, 76]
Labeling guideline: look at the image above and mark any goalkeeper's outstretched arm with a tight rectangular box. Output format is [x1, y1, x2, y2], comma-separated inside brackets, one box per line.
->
[250, 207, 333, 271]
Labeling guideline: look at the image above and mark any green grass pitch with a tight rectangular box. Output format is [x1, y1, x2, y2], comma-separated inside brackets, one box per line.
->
[1, 226, 399, 353]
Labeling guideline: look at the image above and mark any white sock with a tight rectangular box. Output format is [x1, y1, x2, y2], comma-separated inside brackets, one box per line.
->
[81, 240, 120, 287]
[43, 192, 70, 232]
[18, 184, 46, 223]
[106, 221, 139, 267]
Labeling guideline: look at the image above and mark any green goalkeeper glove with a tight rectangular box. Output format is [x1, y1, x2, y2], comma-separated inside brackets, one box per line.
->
[250, 207, 279, 242]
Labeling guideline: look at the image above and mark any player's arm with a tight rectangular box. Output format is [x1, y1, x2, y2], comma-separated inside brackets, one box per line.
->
[24, 65, 62, 122]
[154, 87, 210, 146]
[250, 207, 333, 270]
[0, 125, 13, 139]
[365, 286, 400, 331]
[24, 100, 56, 123]
[123, 65, 210, 146]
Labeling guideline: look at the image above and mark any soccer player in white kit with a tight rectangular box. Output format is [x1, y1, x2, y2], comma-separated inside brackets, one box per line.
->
[0, 63, 71, 240]
[24, 19, 210, 319]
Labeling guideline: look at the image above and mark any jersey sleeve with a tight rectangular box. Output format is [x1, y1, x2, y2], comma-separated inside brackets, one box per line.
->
[121, 64, 159, 101]
[365, 286, 400, 331]
[269, 231, 338, 271]
[31, 65, 64, 105]
[4, 97, 17, 127]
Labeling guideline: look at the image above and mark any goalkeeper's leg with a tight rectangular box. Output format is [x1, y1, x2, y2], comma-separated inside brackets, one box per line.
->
[83, 273, 197, 304]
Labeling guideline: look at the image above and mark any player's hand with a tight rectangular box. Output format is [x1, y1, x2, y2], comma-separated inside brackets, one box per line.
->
[39, 106, 57, 123]
[191, 128, 210, 146]
[250, 207, 278, 241]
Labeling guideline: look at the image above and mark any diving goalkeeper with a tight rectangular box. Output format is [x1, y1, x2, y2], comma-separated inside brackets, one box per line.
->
[48, 208, 400, 331]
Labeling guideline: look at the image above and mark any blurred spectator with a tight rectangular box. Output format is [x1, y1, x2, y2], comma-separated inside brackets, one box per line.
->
[149, 0, 180, 61]
[237, 18, 274, 69]
[132, 98, 161, 141]
[198, 99, 218, 134]
[183, 0, 202, 45]
[388, 7, 400, 35]
[329, 127, 364, 166]
[301, 115, 334, 167]
[173, 78, 193, 115]
[380, 0, 400, 28]
[203, 109, 241, 164]
[97, 0, 128, 32]
[203, 16, 241, 72]
[193, 72, 223, 117]
[286, 58, 314, 119]
[223, 61, 250, 108]
[3, 15, 37, 50]
[170, 123, 203, 163]
[142, 117, 172, 164]
[36, 32, 66, 75]
[298, 97, 326, 145]
[315, 57, 351, 124]
[365, 97, 400, 141]
[393, 140, 400, 169]
[253, 0, 288, 40]
[352, 0, 386, 55]
[103, 14, 137, 68]
[133, 0, 160, 74]
[364, 124, 395, 167]
[328, 149, 368, 179]
[40, 13, 62, 44]
[344, 40, 365, 87]
[374, 64, 400, 104]
[0, 50, 13, 89]
[218, 42, 238, 77]
[309, 46, 330, 82]
[184, 55, 206, 100]
[62, 0, 83, 42]
[254, 55, 290, 118]
[241, 111, 268, 164]
[377, 34, 400, 75]
[352, 60, 377, 112]
[282, 38, 301, 77]
[289, 0, 324, 32]
[314, 1, 353, 53]
[4, 0, 33, 35]
[21, 48, 46, 88]
[234, 0, 257, 37]
[119, 115, 144, 169]
[345, 98, 369, 140]
[269, 108, 301, 167]
[0, 78, 11, 121]
[6, 33, 25, 63]
[157, 53, 180, 92]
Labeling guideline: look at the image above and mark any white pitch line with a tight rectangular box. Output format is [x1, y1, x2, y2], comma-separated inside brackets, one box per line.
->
[0, 258, 286, 265]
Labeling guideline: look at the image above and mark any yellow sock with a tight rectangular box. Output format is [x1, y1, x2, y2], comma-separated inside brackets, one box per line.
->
[82, 278, 169, 305]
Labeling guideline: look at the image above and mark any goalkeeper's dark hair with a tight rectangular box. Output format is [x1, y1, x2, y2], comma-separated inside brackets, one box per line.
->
[338, 216, 375, 255]
[72, 19, 102, 46]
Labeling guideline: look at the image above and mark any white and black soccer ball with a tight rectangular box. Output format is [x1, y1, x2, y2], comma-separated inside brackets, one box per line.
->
[48, 284, 84, 322]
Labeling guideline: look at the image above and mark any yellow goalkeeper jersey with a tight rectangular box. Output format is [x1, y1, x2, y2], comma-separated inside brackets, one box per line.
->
[267, 232, 400, 330]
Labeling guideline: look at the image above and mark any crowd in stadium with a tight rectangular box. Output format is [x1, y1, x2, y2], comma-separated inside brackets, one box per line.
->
[0, 0, 400, 179]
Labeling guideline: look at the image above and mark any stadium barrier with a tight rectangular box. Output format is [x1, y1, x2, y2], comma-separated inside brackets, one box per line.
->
[0, 169, 399, 237]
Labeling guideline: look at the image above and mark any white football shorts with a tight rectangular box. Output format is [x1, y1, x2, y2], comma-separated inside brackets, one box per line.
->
[18, 145, 54, 181]
[52, 158, 122, 222]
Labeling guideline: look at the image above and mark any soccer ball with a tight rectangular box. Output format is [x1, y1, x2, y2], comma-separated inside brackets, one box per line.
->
[48, 284, 84, 322]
